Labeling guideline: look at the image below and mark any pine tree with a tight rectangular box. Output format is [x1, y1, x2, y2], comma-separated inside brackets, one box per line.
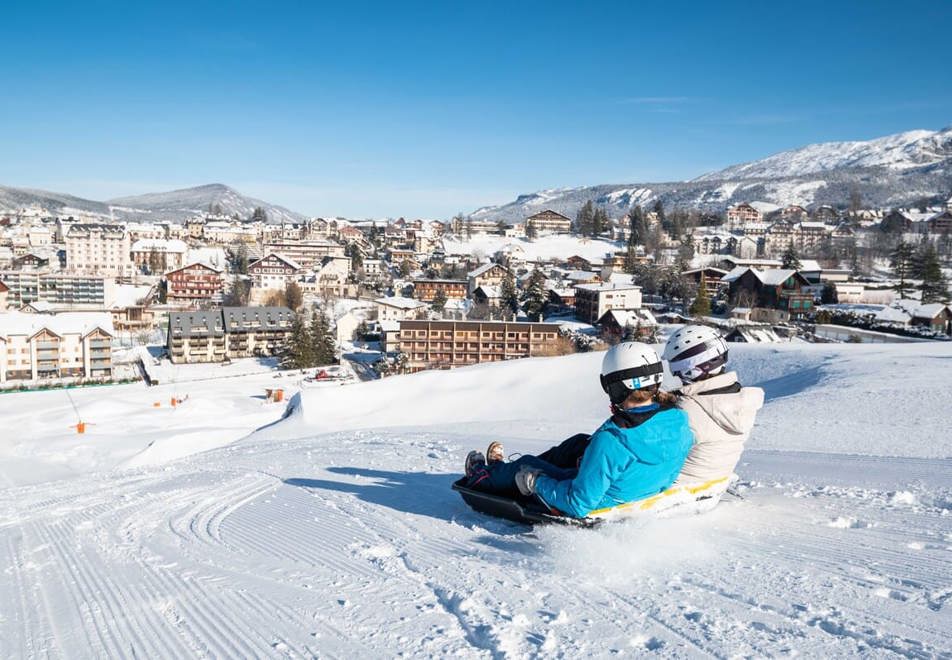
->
[522, 268, 548, 321]
[627, 206, 649, 248]
[431, 287, 448, 313]
[500, 273, 519, 318]
[918, 242, 950, 304]
[234, 242, 249, 275]
[399, 259, 412, 278]
[525, 221, 537, 241]
[310, 309, 338, 365]
[575, 201, 595, 236]
[781, 244, 802, 270]
[282, 313, 314, 369]
[250, 207, 268, 223]
[592, 207, 609, 237]
[890, 240, 915, 299]
[689, 277, 711, 317]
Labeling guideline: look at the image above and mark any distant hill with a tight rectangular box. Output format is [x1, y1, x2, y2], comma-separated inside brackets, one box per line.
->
[0, 183, 306, 224]
[471, 126, 952, 222]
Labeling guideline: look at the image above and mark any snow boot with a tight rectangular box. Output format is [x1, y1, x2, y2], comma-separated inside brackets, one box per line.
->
[465, 450, 487, 478]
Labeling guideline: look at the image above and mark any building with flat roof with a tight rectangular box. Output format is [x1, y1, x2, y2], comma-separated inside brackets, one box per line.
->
[574, 282, 643, 324]
[398, 319, 561, 372]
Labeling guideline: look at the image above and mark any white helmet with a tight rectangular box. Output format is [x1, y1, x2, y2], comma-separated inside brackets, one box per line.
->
[600, 342, 664, 405]
[663, 325, 729, 383]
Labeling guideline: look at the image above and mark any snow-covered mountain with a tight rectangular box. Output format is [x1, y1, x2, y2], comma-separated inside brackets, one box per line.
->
[473, 126, 952, 221]
[0, 183, 306, 224]
[107, 183, 305, 224]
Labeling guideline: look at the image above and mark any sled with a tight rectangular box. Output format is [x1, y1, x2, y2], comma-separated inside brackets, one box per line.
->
[453, 475, 732, 528]
[451, 479, 600, 528]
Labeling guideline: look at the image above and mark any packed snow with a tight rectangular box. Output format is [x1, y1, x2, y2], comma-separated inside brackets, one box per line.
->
[0, 341, 950, 657]
[442, 234, 622, 263]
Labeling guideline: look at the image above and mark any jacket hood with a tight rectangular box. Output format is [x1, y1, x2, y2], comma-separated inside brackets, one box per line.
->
[679, 372, 764, 435]
[607, 407, 692, 465]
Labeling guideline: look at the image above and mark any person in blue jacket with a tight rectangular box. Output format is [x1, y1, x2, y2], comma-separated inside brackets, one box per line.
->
[463, 342, 695, 519]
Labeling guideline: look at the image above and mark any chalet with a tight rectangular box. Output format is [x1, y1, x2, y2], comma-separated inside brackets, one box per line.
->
[928, 210, 952, 235]
[723, 267, 814, 318]
[472, 285, 502, 307]
[681, 267, 728, 294]
[248, 253, 302, 290]
[596, 309, 657, 339]
[564, 255, 592, 270]
[412, 278, 468, 303]
[548, 287, 576, 310]
[165, 262, 224, 307]
[526, 209, 572, 235]
[467, 262, 511, 296]
[780, 205, 808, 220]
[907, 303, 952, 334]
[12, 252, 50, 270]
[812, 205, 840, 223]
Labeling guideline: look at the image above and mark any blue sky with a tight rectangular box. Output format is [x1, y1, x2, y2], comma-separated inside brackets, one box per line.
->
[1, 0, 950, 218]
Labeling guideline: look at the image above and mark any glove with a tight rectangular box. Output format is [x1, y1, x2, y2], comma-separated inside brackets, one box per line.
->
[515, 467, 541, 496]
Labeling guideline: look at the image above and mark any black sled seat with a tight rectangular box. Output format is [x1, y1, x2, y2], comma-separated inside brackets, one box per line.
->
[452, 478, 599, 528]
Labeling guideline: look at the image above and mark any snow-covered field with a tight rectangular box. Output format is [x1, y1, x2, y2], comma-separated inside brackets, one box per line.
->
[1, 342, 951, 657]
[442, 234, 622, 263]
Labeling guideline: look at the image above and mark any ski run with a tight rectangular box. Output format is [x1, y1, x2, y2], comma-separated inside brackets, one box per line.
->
[1, 341, 951, 658]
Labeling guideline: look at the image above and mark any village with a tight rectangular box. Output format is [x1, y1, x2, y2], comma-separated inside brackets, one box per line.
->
[0, 196, 950, 391]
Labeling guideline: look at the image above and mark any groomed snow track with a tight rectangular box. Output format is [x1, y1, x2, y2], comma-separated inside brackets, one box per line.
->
[1, 428, 950, 658]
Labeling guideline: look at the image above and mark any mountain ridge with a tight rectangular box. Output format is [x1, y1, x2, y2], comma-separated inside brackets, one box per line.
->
[0, 183, 306, 224]
[471, 126, 952, 221]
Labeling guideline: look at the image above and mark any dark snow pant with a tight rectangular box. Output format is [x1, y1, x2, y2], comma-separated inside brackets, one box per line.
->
[468, 433, 591, 497]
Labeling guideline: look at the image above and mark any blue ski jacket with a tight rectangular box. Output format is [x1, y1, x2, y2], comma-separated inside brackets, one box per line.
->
[534, 406, 694, 518]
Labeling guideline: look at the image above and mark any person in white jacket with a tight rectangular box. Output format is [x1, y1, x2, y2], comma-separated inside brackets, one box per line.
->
[662, 325, 764, 498]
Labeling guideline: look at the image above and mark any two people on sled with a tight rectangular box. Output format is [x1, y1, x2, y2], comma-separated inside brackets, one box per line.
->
[462, 325, 764, 519]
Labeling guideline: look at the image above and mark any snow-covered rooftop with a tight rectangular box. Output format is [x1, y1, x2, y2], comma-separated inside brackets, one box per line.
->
[375, 296, 427, 310]
[0, 311, 114, 338]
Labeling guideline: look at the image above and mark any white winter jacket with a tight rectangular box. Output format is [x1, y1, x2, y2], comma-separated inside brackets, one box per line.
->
[672, 371, 764, 488]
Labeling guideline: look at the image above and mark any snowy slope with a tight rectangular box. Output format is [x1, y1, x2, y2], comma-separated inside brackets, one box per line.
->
[694, 127, 952, 181]
[0, 342, 950, 657]
[107, 183, 306, 224]
[472, 126, 952, 221]
[442, 234, 622, 263]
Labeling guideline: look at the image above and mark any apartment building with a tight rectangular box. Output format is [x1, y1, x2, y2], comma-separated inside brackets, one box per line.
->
[166, 306, 294, 364]
[726, 203, 763, 229]
[574, 282, 643, 324]
[412, 278, 468, 303]
[165, 262, 224, 307]
[263, 240, 346, 268]
[0, 280, 8, 311]
[65, 223, 132, 277]
[526, 209, 572, 235]
[376, 296, 428, 321]
[0, 271, 110, 308]
[397, 319, 561, 372]
[0, 311, 114, 383]
[130, 238, 188, 273]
